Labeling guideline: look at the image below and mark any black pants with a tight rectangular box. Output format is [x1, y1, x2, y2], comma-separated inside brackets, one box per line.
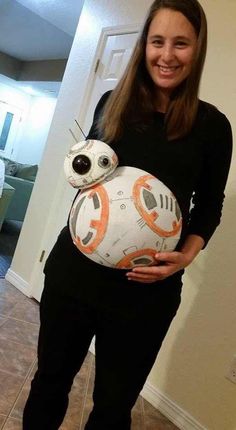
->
[23, 275, 182, 430]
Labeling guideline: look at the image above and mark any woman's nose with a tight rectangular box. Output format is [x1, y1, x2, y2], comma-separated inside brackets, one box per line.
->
[161, 44, 174, 62]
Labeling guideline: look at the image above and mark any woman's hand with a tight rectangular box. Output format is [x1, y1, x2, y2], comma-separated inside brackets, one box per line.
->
[126, 234, 205, 284]
[126, 251, 189, 283]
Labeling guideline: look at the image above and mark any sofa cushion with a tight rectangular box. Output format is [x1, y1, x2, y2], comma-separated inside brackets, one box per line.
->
[16, 164, 38, 181]
[0, 156, 38, 181]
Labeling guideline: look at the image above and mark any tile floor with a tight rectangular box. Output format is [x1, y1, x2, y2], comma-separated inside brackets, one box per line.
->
[0, 278, 180, 430]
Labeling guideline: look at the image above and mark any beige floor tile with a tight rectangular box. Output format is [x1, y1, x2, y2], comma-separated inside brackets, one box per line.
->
[131, 397, 144, 430]
[0, 318, 6, 328]
[0, 370, 24, 415]
[8, 299, 39, 325]
[143, 399, 180, 430]
[79, 356, 95, 429]
[10, 359, 37, 420]
[0, 281, 25, 303]
[131, 406, 144, 429]
[0, 300, 17, 318]
[60, 387, 87, 429]
[0, 338, 35, 377]
[0, 318, 39, 349]
[80, 398, 93, 430]
[2, 417, 21, 430]
[10, 386, 29, 421]
[0, 415, 7, 429]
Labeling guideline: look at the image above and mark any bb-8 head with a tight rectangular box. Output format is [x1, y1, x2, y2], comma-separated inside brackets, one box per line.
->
[64, 139, 118, 189]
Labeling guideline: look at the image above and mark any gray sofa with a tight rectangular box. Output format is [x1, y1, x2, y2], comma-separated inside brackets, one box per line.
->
[0, 156, 38, 226]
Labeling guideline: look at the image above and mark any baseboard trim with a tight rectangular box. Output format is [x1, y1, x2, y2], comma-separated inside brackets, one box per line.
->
[5, 269, 31, 297]
[89, 336, 95, 355]
[141, 381, 207, 430]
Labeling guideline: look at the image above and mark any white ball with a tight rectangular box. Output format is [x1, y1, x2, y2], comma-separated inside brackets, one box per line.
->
[69, 165, 182, 269]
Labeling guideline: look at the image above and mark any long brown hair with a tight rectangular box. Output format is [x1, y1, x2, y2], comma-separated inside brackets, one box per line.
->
[99, 0, 207, 142]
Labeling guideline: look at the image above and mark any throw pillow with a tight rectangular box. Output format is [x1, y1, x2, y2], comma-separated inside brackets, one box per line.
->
[0, 156, 18, 176]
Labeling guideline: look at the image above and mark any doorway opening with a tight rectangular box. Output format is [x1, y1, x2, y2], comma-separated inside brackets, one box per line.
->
[0, 0, 84, 278]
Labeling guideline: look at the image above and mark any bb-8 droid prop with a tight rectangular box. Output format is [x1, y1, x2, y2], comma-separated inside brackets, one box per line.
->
[64, 139, 182, 269]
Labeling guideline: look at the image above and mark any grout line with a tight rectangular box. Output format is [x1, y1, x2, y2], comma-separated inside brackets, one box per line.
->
[0, 315, 39, 326]
[0, 415, 8, 430]
[0, 336, 38, 351]
[139, 396, 147, 430]
[7, 356, 38, 421]
[0, 333, 37, 349]
[78, 353, 94, 430]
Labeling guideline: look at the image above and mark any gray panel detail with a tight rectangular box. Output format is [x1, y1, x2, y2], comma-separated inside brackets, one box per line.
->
[82, 231, 93, 245]
[143, 189, 157, 210]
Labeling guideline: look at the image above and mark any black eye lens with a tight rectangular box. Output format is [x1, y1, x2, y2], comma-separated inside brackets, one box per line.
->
[98, 156, 110, 168]
[72, 155, 91, 175]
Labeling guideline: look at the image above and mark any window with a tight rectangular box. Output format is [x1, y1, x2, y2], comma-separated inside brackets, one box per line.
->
[0, 112, 14, 150]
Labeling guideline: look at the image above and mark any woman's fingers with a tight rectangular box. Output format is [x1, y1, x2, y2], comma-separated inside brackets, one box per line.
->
[125, 251, 185, 283]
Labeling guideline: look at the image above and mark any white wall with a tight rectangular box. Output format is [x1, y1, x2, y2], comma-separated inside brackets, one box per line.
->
[15, 95, 57, 164]
[8, 1, 236, 429]
[0, 74, 57, 165]
[0, 75, 31, 110]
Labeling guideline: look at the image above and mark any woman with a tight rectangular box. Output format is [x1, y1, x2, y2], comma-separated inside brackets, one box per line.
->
[23, 0, 232, 429]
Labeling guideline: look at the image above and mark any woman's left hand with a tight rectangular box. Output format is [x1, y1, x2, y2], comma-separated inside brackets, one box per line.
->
[126, 235, 205, 284]
[126, 251, 190, 283]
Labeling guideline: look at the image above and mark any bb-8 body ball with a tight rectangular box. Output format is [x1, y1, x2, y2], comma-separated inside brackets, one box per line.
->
[64, 139, 182, 269]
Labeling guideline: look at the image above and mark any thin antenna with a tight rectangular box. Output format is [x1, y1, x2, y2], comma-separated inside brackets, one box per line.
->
[75, 119, 86, 139]
[69, 128, 78, 143]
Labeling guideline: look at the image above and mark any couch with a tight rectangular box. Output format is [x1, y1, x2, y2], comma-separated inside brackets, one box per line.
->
[0, 155, 38, 226]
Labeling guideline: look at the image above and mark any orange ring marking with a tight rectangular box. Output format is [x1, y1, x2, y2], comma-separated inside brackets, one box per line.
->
[133, 175, 182, 237]
[116, 248, 157, 269]
[75, 184, 109, 254]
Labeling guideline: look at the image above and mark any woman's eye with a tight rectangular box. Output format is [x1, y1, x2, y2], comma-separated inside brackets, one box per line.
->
[152, 39, 163, 46]
[176, 41, 188, 47]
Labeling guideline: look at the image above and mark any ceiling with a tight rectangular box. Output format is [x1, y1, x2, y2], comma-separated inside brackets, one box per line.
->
[0, 0, 85, 96]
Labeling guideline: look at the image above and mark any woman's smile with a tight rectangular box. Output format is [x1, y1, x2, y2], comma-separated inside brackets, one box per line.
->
[157, 64, 181, 76]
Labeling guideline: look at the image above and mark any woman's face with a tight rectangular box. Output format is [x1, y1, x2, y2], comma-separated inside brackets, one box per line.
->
[145, 8, 198, 95]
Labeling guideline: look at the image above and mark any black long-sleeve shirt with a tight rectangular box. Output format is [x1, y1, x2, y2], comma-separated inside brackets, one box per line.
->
[86, 92, 232, 247]
[44, 92, 232, 291]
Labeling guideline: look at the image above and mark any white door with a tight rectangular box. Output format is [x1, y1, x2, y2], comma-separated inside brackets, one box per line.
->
[30, 28, 139, 302]
[82, 31, 139, 136]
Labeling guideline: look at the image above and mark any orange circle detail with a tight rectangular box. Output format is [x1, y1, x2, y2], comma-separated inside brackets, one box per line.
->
[75, 184, 109, 254]
[116, 248, 157, 269]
